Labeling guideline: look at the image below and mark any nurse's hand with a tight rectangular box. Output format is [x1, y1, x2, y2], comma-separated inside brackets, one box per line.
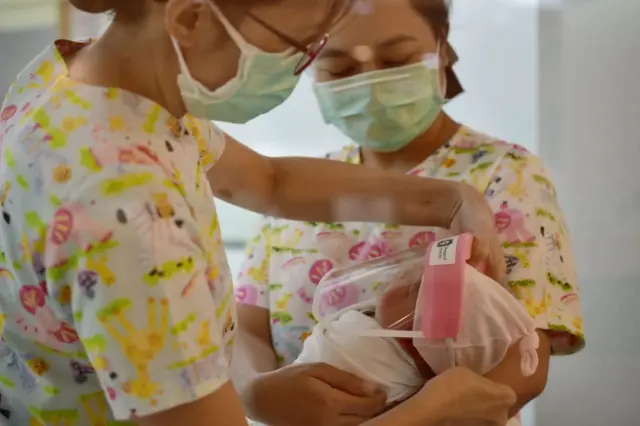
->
[413, 367, 517, 426]
[446, 182, 506, 283]
[245, 362, 387, 426]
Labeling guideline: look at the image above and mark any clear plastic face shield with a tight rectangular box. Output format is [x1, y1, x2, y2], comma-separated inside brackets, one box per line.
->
[312, 234, 541, 378]
[313, 234, 469, 341]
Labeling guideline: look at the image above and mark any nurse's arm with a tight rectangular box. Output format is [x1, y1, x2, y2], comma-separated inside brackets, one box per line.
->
[484, 330, 551, 417]
[208, 136, 457, 227]
[231, 305, 279, 396]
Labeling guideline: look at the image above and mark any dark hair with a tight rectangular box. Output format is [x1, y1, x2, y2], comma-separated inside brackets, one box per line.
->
[69, 0, 258, 20]
[69, 0, 113, 13]
[411, 0, 463, 99]
[69, 0, 165, 21]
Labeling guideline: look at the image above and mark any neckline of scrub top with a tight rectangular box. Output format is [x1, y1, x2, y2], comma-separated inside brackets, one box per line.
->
[50, 39, 194, 141]
[337, 125, 468, 173]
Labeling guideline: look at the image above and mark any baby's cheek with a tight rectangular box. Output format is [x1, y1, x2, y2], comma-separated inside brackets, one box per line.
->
[377, 288, 419, 329]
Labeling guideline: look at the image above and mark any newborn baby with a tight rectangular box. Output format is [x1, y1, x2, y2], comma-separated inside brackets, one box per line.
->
[295, 234, 539, 405]
[295, 307, 428, 403]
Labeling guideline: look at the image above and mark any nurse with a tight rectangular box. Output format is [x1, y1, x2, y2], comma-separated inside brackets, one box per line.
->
[0, 0, 514, 425]
[235, 0, 585, 425]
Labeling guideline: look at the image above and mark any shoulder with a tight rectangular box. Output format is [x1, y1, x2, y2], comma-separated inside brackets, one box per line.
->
[323, 144, 359, 163]
[1, 43, 66, 135]
[457, 127, 549, 173]
[453, 126, 532, 161]
[4, 43, 63, 99]
[445, 126, 548, 191]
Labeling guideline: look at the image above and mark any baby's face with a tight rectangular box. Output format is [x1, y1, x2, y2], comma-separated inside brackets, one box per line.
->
[376, 280, 435, 380]
[376, 279, 421, 330]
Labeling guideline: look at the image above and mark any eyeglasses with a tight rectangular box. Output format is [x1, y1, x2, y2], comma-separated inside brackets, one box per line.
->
[247, 0, 356, 75]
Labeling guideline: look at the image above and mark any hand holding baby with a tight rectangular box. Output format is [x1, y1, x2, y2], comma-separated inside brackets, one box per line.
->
[414, 366, 517, 426]
[246, 362, 386, 426]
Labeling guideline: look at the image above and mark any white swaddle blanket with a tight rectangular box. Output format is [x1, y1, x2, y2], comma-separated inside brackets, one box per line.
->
[295, 309, 424, 404]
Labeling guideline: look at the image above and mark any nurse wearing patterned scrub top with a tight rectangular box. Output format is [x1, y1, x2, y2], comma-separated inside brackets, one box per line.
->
[0, 1, 518, 425]
[235, 1, 585, 425]
[0, 40, 236, 425]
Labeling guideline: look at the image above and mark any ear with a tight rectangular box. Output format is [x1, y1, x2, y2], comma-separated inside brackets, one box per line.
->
[440, 49, 449, 67]
[165, 0, 210, 48]
[438, 34, 450, 67]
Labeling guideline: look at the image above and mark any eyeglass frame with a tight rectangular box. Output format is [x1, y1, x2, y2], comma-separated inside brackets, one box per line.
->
[246, 0, 356, 75]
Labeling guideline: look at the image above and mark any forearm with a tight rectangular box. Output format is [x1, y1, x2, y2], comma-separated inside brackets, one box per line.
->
[484, 330, 551, 416]
[362, 395, 437, 426]
[231, 307, 279, 396]
[267, 157, 459, 227]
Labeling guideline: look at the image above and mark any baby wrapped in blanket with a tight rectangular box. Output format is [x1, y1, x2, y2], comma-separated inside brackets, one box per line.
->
[294, 234, 539, 404]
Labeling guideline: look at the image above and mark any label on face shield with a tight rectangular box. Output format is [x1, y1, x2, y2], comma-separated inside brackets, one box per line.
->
[429, 237, 459, 266]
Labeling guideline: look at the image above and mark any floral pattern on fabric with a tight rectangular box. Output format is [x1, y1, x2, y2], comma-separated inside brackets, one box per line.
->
[236, 127, 585, 411]
[0, 40, 235, 425]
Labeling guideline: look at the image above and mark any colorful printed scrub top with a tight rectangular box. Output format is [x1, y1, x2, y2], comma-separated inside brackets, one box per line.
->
[236, 126, 585, 426]
[0, 40, 236, 425]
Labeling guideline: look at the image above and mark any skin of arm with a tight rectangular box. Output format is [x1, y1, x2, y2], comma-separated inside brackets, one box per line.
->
[138, 375, 436, 426]
[484, 329, 551, 417]
[138, 381, 248, 426]
[231, 305, 279, 398]
[359, 395, 439, 426]
[207, 135, 458, 228]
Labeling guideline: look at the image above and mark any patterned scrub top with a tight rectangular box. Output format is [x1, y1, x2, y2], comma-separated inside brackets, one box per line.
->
[0, 41, 236, 425]
[236, 126, 585, 426]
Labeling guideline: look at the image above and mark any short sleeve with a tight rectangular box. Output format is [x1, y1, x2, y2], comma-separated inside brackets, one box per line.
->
[53, 166, 231, 420]
[486, 146, 585, 355]
[234, 218, 272, 309]
[183, 115, 226, 171]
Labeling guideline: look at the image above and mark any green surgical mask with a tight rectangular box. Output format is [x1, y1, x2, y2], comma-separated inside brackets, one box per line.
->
[174, 1, 303, 124]
[312, 59, 445, 152]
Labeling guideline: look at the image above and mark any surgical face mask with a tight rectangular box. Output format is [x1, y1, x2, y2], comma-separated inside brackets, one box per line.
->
[172, 1, 304, 123]
[296, 305, 424, 404]
[312, 54, 445, 152]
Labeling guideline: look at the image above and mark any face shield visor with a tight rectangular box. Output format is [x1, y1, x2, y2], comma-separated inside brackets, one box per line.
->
[312, 234, 540, 378]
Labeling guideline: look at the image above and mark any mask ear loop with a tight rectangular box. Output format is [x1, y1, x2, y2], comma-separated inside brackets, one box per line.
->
[204, 0, 251, 50]
[422, 41, 446, 102]
[170, 1, 231, 93]
[171, 38, 199, 94]
[170, 1, 249, 97]
[434, 40, 447, 102]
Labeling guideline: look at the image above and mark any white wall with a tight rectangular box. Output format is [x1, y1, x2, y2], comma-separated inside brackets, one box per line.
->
[446, 0, 540, 151]
[535, 1, 640, 425]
